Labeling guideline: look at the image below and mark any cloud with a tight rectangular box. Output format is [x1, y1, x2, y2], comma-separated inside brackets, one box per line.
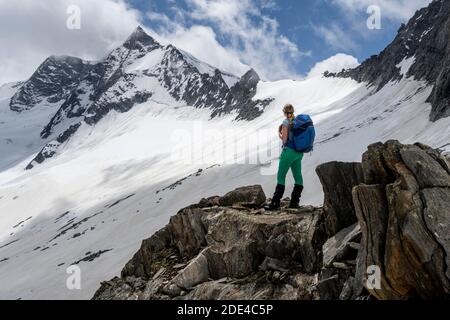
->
[329, 0, 433, 22]
[147, 23, 250, 77]
[307, 53, 359, 78]
[147, 0, 307, 80]
[314, 24, 359, 52]
[0, 0, 307, 84]
[259, 0, 279, 11]
[313, 0, 432, 53]
[0, 0, 141, 85]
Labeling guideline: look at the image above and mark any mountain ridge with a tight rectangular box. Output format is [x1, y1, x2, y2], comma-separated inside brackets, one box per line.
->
[328, 0, 450, 121]
[14, 27, 272, 170]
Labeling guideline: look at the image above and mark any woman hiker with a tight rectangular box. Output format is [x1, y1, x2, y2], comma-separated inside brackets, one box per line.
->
[265, 104, 304, 210]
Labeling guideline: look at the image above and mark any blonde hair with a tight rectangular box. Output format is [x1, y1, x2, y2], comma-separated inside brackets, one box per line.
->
[283, 104, 295, 126]
[283, 104, 295, 114]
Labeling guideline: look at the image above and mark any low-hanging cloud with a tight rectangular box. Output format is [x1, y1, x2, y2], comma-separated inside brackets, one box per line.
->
[0, 0, 366, 86]
[0, 0, 141, 85]
[0, 0, 309, 84]
[307, 53, 359, 78]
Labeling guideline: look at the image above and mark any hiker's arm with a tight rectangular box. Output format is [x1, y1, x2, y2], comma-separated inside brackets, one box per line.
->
[280, 126, 288, 145]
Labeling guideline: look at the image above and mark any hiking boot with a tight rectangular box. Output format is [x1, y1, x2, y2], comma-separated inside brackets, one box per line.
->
[289, 185, 304, 209]
[264, 184, 285, 211]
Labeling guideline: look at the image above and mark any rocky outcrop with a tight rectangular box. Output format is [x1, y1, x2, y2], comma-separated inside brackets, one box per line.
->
[322, 223, 361, 268]
[353, 140, 450, 299]
[93, 141, 450, 300]
[93, 186, 327, 300]
[316, 162, 364, 237]
[211, 69, 274, 121]
[10, 55, 91, 112]
[218, 185, 266, 208]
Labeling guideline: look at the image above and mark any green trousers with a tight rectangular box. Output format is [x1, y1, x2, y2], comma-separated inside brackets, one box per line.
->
[277, 147, 304, 186]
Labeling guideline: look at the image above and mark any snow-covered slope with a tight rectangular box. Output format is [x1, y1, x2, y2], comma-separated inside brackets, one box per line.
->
[333, 0, 450, 122]
[17, 27, 270, 171]
[1, 7, 450, 299]
[1, 69, 449, 299]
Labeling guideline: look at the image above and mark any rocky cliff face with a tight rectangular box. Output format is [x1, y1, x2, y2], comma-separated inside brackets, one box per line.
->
[328, 0, 450, 122]
[354, 140, 450, 299]
[10, 56, 91, 112]
[93, 141, 450, 300]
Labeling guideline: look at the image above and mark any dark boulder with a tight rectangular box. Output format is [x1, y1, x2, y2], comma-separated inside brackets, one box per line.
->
[316, 162, 364, 237]
[218, 185, 266, 208]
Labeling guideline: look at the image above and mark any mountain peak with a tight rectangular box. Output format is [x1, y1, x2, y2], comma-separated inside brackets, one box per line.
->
[134, 25, 145, 33]
[123, 26, 160, 50]
[241, 69, 260, 83]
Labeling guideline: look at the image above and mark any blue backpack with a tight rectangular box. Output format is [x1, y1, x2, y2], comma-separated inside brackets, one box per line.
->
[291, 114, 315, 153]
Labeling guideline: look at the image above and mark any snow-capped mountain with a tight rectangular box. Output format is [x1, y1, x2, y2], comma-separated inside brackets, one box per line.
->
[0, 0, 450, 300]
[330, 0, 450, 121]
[10, 26, 271, 170]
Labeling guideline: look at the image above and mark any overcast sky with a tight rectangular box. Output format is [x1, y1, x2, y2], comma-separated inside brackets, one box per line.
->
[0, 0, 433, 85]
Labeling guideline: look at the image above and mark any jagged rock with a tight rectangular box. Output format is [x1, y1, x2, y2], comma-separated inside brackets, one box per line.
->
[166, 207, 208, 258]
[316, 162, 364, 237]
[182, 272, 318, 300]
[352, 242, 367, 298]
[210, 69, 274, 121]
[315, 273, 339, 300]
[120, 207, 208, 279]
[322, 223, 361, 267]
[93, 185, 326, 300]
[218, 185, 266, 208]
[317, 265, 356, 300]
[92, 276, 164, 300]
[259, 257, 291, 272]
[184, 279, 295, 300]
[170, 250, 210, 291]
[353, 140, 450, 299]
[202, 208, 323, 279]
[120, 227, 174, 279]
[339, 276, 355, 300]
[198, 196, 220, 208]
[93, 142, 450, 300]
[10, 55, 90, 112]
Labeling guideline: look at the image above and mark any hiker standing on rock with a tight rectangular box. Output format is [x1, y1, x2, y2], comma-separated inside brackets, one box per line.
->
[265, 104, 315, 211]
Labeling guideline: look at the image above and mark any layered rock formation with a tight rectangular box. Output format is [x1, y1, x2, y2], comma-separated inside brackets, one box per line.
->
[354, 141, 450, 299]
[316, 162, 364, 237]
[93, 186, 327, 300]
[93, 141, 450, 300]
